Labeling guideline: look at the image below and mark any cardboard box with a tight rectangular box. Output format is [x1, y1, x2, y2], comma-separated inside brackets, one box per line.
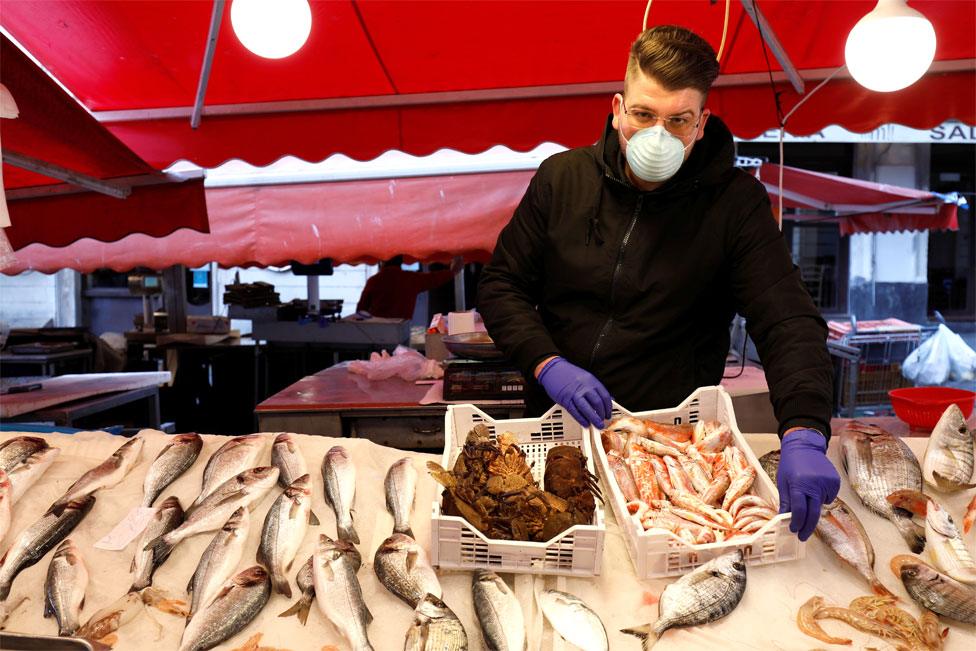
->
[186, 316, 231, 334]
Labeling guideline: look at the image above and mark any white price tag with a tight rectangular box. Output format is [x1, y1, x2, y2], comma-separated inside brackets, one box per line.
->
[94, 506, 157, 551]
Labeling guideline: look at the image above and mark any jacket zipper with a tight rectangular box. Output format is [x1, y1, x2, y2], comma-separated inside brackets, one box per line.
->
[589, 193, 643, 367]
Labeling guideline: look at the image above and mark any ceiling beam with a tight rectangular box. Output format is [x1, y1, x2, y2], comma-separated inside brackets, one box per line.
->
[2, 150, 131, 199]
[89, 59, 974, 124]
[740, 0, 805, 95]
[191, 0, 225, 129]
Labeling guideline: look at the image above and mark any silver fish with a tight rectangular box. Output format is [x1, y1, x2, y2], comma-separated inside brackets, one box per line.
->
[44, 538, 88, 636]
[271, 433, 307, 489]
[7, 447, 60, 505]
[385, 457, 417, 537]
[49, 436, 143, 516]
[145, 466, 278, 562]
[178, 565, 271, 651]
[757, 448, 895, 597]
[142, 434, 202, 507]
[0, 436, 49, 473]
[374, 533, 441, 608]
[190, 435, 265, 511]
[923, 404, 975, 492]
[277, 555, 314, 625]
[0, 495, 95, 600]
[187, 507, 250, 619]
[0, 470, 10, 547]
[472, 571, 526, 651]
[840, 421, 925, 553]
[258, 474, 318, 598]
[313, 533, 373, 651]
[405, 593, 468, 651]
[893, 555, 976, 624]
[130, 495, 184, 592]
[887, 490, 976, 584]
[622, 550, 747, 650]
[322, 446, 358, 543]
[538, 590, 607, 651]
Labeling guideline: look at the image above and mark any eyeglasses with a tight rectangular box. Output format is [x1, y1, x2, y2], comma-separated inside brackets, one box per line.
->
[621, 101, 701, 138]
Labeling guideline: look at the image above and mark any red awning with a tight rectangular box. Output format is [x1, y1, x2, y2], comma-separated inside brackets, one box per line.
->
[758, 163, 960, 235]
[0, 35, 209, 251]
[4, 171, 533, 274]
[1, 1, 973, 169]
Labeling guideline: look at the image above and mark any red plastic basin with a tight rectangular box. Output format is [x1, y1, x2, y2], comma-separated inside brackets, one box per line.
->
[889, 387, 976, 430]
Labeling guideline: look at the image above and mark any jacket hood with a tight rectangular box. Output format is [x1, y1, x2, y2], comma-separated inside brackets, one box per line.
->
[597, 112, 736, 193]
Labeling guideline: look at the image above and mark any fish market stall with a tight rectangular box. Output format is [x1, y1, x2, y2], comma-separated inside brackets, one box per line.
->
[0, 426, 973, 650]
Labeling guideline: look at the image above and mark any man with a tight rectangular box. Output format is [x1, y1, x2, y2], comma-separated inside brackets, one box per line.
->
[477, 26, 839, 541]
[357, 256, 461, 320]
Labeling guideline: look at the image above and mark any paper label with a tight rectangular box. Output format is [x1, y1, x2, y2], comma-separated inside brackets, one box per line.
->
[95, 506, 157, 551]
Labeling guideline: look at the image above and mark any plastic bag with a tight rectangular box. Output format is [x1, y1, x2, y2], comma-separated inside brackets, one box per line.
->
[347, 345, 444, 382]
[902, 324, 976, 385]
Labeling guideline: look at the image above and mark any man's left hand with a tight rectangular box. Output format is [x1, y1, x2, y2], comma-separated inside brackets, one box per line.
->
[776, 428, 840, 541]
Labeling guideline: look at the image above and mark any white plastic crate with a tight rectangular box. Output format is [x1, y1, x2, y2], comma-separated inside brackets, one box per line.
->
[591, 386, 803, 579]
[430, 403, 606, 576]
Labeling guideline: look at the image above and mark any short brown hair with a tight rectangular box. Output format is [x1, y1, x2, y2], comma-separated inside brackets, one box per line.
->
[626, 26, 720, 98]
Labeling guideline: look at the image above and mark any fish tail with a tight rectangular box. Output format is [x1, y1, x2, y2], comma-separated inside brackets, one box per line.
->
[143, 533, 176, 562]
[870, 578, 898, 600]
[892, 513, 926, 554]
[278, 594, 312, 626]
[622, 624, 659, 650]
[338, 520, 360, 544]
[273, 573, 292, 599]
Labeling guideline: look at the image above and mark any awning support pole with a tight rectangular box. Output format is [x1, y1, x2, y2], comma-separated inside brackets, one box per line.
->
[2, 150, 131, 198]
[191, 0, 225, 129]
[740, 0, 805, 95]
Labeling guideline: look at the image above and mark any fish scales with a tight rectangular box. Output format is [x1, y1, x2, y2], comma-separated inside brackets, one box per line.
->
[841, 423, 925, 553]
[178, 565, 271, 651]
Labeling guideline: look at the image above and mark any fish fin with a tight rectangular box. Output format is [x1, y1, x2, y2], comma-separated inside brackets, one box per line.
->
[338, 522, 360, 544]
[256, 545, 267, 568]
[278, 595, 311, 625]
[46, 500, 67, 518]
[43, 595, 53, 619]
[932, 471, 976, 492]
[406, 549, 419, 574]
[130, 556, 136, 573]
[622, 624, 659, 650]
[273, 575, 292, 599]
[309, 510, 320, 526]
[892, 513, 926, 553]
[364, 605, 373, 625]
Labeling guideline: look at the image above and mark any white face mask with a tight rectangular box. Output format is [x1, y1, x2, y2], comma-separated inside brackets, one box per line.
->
[621, 123, 694, 183]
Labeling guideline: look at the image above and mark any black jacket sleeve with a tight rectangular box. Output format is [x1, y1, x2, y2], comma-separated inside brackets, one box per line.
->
[477, 164, 561, 379]
[727, 178, 834, 440]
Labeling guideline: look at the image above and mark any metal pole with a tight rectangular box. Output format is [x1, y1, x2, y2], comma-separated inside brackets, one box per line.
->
[452, 256, 466, 311]
[741, 0, 806, 95]
[191, 0, 225, 129]
[2, 150, 130, 198]
[307, 275, 320, 315]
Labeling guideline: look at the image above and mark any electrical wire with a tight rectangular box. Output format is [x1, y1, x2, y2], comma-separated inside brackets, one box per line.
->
[716, 0, 731, 63]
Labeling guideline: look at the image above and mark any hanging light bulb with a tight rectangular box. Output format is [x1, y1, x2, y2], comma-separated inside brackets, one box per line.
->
[231, 0, 312, 59]
[845, 0, 936, 92]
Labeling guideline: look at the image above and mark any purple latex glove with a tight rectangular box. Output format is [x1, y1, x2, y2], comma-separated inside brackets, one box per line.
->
[536, 357, 612, 429]
[777, 428, 841, 541]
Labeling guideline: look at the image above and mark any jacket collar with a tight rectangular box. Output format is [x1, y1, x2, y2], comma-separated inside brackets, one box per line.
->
[596, 112, 736, 194]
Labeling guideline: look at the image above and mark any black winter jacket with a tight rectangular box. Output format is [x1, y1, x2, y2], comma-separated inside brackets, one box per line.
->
[477, 114, 834, 439]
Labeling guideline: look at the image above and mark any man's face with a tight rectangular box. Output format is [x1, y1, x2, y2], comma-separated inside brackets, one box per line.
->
[611, 69, 710, 170]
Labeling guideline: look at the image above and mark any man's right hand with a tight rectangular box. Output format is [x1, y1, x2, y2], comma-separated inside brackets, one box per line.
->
[535, 357, 613, 428]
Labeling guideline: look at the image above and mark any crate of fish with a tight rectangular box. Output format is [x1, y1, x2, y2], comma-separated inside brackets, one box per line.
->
[591, 385, 803, 578]
[428, 403, 606, 576]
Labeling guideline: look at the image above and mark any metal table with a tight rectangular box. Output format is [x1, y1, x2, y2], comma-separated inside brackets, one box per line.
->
[0, 349, 92, 377]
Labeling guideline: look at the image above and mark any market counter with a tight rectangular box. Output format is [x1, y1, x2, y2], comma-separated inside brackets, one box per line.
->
[1, 429, 972, 650]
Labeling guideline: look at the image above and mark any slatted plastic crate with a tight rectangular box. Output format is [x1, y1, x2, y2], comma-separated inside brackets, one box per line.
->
[591, 386, 803, 578]
[430, 404, 605, 576]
